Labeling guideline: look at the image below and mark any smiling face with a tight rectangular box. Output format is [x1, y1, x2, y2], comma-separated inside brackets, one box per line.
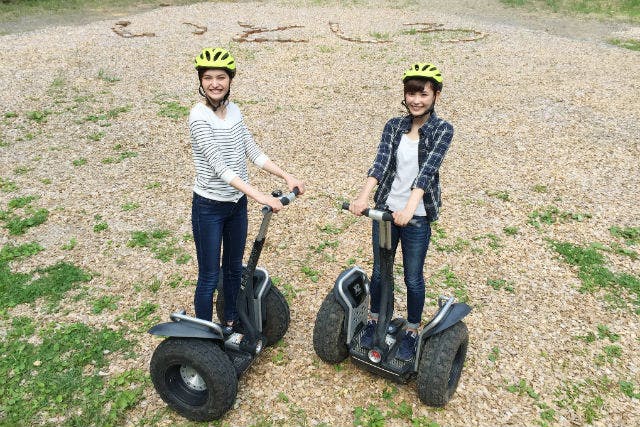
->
[200, 69, 231, 103]
[403, 79, 440, 117]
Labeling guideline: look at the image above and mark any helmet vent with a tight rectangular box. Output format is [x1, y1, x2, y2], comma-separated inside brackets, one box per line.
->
[213, 51, 221, 61]
[205, 51, 211, 61]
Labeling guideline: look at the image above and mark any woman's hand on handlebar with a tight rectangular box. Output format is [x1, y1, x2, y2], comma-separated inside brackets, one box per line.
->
[285, 175, 305, 195]
[349, 198, 368, 216]
[258, 193, 284, 213]
[392, 209, 414, 227]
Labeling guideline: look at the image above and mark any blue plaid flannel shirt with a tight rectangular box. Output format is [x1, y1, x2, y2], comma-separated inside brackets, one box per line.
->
[367, 111, 454, 222]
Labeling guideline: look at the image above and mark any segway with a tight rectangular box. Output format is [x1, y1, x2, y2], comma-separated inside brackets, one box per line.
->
[313, 203, 471, 406]
[148, 188, 299, 421]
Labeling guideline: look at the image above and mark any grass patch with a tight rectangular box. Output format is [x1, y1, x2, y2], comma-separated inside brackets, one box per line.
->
[609, 37, 640, 50]
[127, 229, 192, 264]
[0, 177, 18, 192]
[499, 0, 640, 21]
[549, 240, 639, 312]
[528, 205, 591, 228]
[157, 101, 189, 120]
[0, 316, 145, 426]
[1, 196, 49, 235]
[428, 265, 469, 303]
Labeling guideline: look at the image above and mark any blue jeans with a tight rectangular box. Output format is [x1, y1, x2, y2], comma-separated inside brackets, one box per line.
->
[192, 193, 248, 322]
[369, 217, 431, 326]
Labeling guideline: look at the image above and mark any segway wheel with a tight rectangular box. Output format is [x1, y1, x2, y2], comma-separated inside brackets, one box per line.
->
[150, 338, 237, 421]
[261, 285, 290, 346]
[215, 284, 290, 347]
[312, 291, 349, 364]
[416, 321, 469, 406]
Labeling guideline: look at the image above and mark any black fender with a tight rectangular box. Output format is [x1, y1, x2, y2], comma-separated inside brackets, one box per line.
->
[148, 321, 224, 341]
[423, 303, 471, 338]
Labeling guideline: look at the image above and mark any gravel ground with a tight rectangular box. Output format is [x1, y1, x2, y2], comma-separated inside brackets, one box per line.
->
[1, 1, 639, 426]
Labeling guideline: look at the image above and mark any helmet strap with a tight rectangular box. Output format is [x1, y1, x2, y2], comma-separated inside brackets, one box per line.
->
[199, 84, 230, 112]
[401, 99, 435, 120]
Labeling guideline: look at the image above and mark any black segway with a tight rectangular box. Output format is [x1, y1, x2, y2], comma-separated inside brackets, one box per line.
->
[148, 188, 299, 421]
[313, 203, 471, 406]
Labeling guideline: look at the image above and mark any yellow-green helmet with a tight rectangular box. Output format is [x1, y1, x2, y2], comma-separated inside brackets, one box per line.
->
[194, 47, 236, 78]
[402, 63, 443, 90]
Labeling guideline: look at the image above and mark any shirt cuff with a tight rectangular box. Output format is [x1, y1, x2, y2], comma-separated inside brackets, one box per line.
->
[220, 170, 238, 184]
[254, 154, 269, 168]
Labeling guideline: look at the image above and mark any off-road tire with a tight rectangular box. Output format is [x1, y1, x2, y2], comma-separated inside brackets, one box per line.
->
[416, 321, 469, 406]
[261, 285, 290, 345]
[313, 290, 349, 363]
[149, 338, 237, 421]
[215, 283, 290, 346]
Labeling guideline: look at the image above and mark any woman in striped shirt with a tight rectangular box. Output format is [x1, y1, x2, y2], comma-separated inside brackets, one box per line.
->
[189, 47, 305, 330]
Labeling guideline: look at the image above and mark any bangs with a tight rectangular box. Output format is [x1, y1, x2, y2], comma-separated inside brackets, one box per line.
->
[403, 78, 427, 93]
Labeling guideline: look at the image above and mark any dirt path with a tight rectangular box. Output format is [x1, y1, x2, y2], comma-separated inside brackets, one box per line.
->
[0, 0, 629, 41]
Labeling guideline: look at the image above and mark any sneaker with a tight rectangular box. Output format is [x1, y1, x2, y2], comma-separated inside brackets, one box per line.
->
[222, 319, 243, 335]
[396, 330, 418, 361]
[359, 320, 377, 349]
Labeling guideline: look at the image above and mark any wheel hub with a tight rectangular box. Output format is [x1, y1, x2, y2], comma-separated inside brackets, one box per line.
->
[179, 364, 207, 391]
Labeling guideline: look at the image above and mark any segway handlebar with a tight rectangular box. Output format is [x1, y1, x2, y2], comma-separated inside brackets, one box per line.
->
[341, 202, 420, 227]
[262, 187, 300, 214]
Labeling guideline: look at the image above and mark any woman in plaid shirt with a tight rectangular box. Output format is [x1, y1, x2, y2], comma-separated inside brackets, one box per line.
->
[349, 63, 453, 361]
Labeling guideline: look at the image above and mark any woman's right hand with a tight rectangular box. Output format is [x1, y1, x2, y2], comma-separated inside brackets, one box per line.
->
[349, 198, 368, 216]
[259, 194, 284, 213]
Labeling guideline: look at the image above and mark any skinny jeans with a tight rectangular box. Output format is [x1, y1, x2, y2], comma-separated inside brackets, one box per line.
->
[369, 217, 431, 326]
[192, 193, 247, 322]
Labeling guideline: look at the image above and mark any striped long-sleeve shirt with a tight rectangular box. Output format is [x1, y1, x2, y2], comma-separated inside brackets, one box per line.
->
[188, 102, 268, 202]
[368, 111, 454, 222]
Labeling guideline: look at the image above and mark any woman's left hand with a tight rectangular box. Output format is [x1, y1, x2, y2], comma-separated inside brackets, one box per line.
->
[286, 176, 305, 195]
[392, 209, 414, 227]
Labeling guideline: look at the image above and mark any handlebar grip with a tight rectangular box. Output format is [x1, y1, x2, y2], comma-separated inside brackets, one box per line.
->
[342, 202, 420, 226]
[262, 187, 300, 213]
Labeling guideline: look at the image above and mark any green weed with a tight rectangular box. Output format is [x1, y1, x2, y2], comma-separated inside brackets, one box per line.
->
[1, 196, 49, 235]
[121, 202, 139, 211]
[609, 226, 640, 245]
[619, 380, 640, 399]
[91, 295, 121, 314]
[4, 111, 17, 118]
[301, 265, 320, 282]
[488, 346, 500, 362]
[549, 240, 639, 312]
[506, 378, 540, 400]
[554, 377, 612, 424]
[0, 177, 18, 192]
[428, 266, 469, 303]
[528, 206, 591, 228]
[487, 278, 515, 293]
[87, 131, 105, 141]
[503, 226, 519, 236]
[158, 101, 189, 120]
[72, 157, 87, 166]
[97, 68, 121, 83]
[486, 189, 510, 201]
[609, 38, 640, 50]
[353, 404, 386, 427]
[26, 110, 50, 123]
[127, 229, 191, 264]
[61, 237, 77, 250]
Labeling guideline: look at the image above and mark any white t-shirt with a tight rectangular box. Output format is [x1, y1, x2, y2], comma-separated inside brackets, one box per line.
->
[385, 134, 427, 216]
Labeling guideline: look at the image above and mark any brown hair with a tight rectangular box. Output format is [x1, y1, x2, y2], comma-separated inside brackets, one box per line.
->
[403, 77, 441, 94]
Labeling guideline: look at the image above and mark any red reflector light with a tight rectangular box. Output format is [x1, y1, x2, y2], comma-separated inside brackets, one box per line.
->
[368, 349, 382, 363]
